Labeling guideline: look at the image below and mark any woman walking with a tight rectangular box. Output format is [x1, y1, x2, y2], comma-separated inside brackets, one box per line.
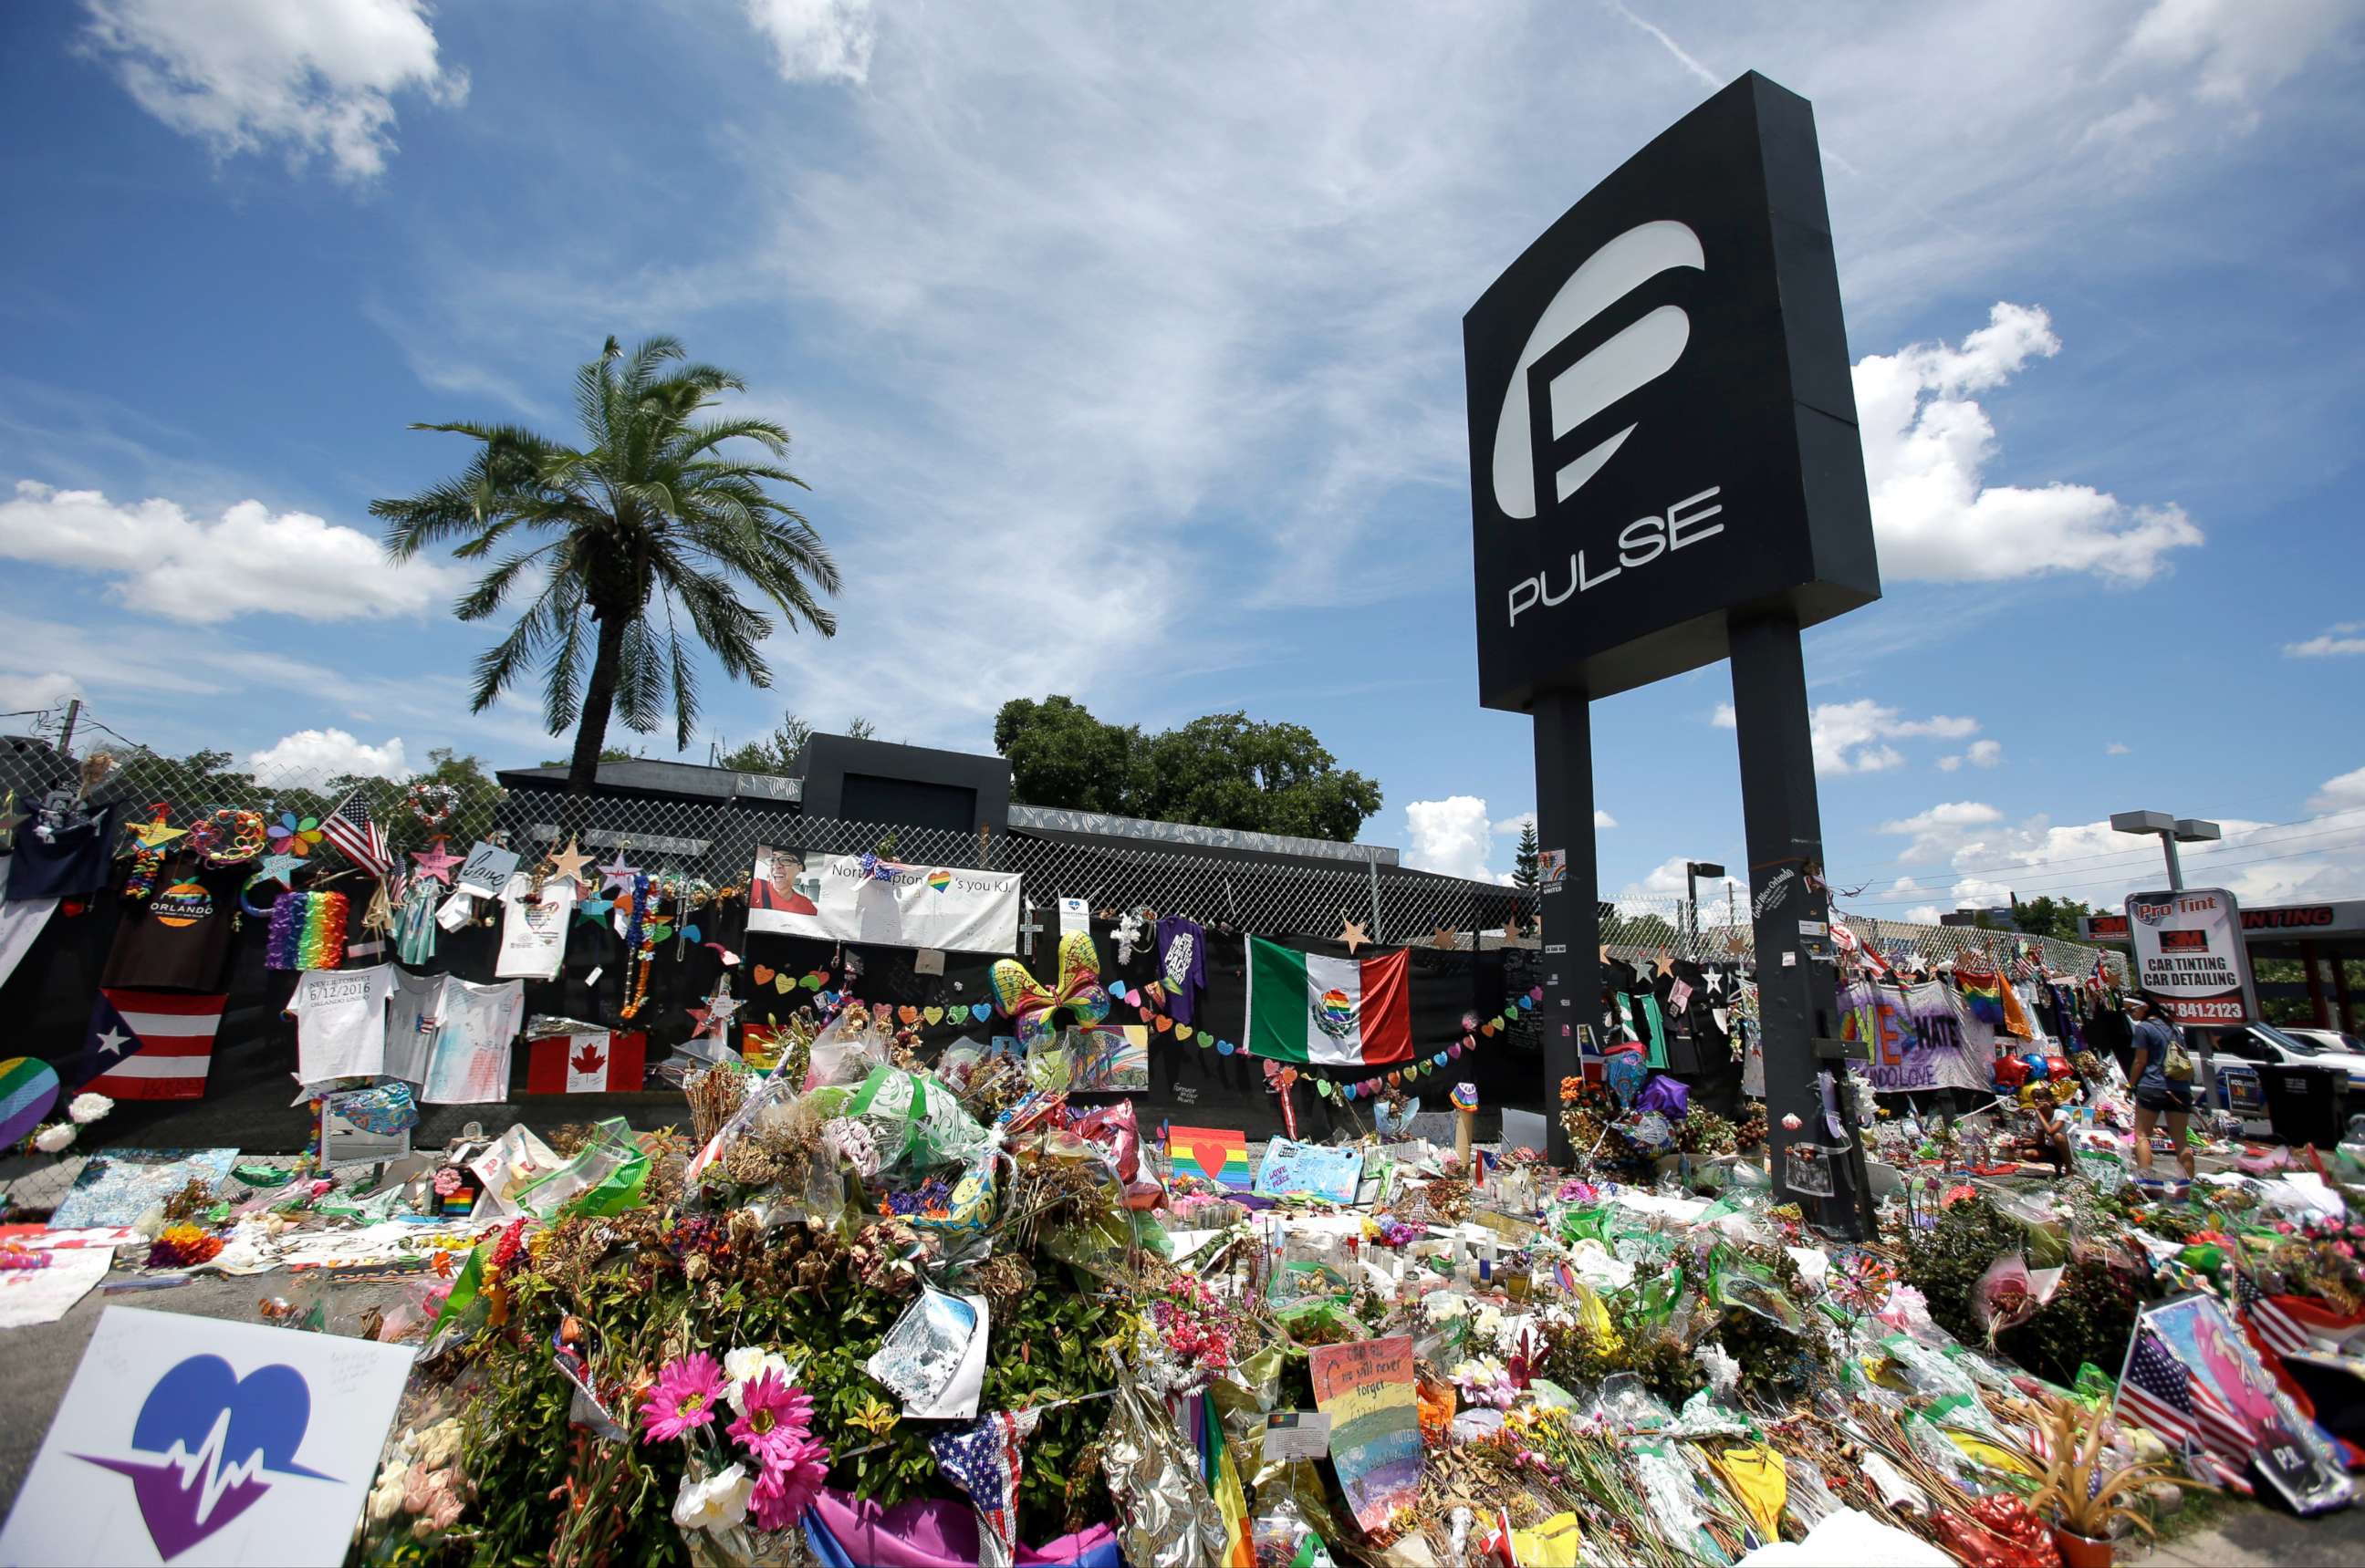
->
[2127, 993, 2195, 1182]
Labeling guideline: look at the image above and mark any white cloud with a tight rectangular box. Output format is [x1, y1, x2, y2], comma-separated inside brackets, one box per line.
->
[1716, 696, 1977, 775]
[1966, 739, 2003, 768]
[79, 0, 466, 182]
[0, 481, 456, 623]
[2310, 765, 2365, 815]
[1405, 798, 1614, 883]
[2286, 623, 2365, 658]
[1854, 303, 2203, 585]
[1903, 905, 1943, 925]
[1880, 800, 2006, 864]
[2106, 742, 2132, 755]
[1936, 754, 1963, 773]
[2122, 0, 2354, 114]
[1404, 796, 1507, 884]
[0, 671, 81, 713]
[246, 727, 411, 784]
[744, 0, 877, 83]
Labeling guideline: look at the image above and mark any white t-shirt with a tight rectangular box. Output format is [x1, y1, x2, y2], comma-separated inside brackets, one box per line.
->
[288, 964, 397, 1082]
[384, 968, 444, 1085]
[421, 977, 526, 1104]
[495, 873, 577, 980]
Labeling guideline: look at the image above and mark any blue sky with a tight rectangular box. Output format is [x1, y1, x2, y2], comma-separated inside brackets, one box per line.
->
[2, 0, 2360, 920]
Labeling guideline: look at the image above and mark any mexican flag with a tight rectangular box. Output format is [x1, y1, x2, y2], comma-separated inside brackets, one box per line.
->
[525, 1031, 647, 1094]
[1245, 936, 1412, 1066]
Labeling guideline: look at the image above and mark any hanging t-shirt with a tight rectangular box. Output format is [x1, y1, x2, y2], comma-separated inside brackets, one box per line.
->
[5, 801, 121, 901]
[100, 855, 245, 992]
[1155, 915, 1206, 1025]
[420, 977, 526, 1104]
[495, 872, 576, 980]
[287, 963, 397, 1082]
[394, 878, 439, 967]
[383, 967, 445, 1085]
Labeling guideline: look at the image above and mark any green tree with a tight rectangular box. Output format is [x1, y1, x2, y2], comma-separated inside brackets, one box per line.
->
[714, 712, 874, 774]
[2009, 895, 2092, 942]
[372, 335, 841, 801]
[539, 745, 639, 768]
[992, 696, 1381, 841]
[1513, 818, 1541, 891]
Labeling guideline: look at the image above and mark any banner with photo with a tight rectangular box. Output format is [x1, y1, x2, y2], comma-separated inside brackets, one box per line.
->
[747, 846, 1022, 954]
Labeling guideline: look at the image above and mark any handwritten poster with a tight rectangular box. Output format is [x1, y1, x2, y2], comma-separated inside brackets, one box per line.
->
[1308, 1334, 1421, 1532]
[1254, 1137, 1364, 1203]
[454, 840, 522, 899]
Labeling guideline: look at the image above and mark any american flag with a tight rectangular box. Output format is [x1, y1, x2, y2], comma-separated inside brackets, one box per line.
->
[2235, 1268, 2365, 1358]
[320, 790, 389, 879]
[2120, 1324, 2257, 1463]
[929, 1407, 1039, 1568]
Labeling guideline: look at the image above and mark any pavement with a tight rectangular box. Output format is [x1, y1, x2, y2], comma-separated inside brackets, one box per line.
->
[2128, 1497, 2365, 1565]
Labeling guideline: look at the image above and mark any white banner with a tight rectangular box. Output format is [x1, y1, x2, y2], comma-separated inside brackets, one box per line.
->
[747, 846, 1022, 953]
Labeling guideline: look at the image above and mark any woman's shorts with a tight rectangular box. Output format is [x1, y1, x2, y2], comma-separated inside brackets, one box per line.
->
[2135, 1084, 2193, 1114]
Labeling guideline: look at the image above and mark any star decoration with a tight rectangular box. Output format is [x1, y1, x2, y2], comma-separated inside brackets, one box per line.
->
[1653, 950, 1675, 978]
[411, 837, 463, 886]
[545, 835, 595, 888]
[1337, 916, 1370, 955]
[1429, 926, 1459, 950]
[126, 817, 186, 851]
[576, 892, 617, 927]
[95, 1026, 130, 1056]
[598, 852, 641, 894]
[255, 853, 304, 889]
[1503, 913, 1526, 940]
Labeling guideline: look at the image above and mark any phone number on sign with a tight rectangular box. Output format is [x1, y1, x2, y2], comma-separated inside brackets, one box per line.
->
[2166, 997, 2247, 1023]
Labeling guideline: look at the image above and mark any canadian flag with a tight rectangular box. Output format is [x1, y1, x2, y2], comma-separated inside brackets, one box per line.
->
[526, 1031, 646, 1094]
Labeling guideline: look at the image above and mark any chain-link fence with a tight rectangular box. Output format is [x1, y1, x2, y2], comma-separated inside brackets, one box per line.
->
[0, 722, 2125, 980]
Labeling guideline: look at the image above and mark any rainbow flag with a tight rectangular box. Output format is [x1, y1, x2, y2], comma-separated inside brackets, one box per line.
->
[1956, 966, 2007, 1024]
[1168, 1126, 1252, 1190]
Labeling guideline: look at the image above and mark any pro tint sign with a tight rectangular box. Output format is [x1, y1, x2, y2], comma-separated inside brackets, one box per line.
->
[1463, 73, 1880, 710]
[2127, 887, 2258, 1026]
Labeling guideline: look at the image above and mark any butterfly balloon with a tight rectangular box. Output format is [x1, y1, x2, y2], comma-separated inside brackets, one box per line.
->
[990, 930, 1110, 1050]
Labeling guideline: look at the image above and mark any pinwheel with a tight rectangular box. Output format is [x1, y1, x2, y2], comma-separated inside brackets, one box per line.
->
[989, 930, 1110, 1050]
[267, 811, 323, 857]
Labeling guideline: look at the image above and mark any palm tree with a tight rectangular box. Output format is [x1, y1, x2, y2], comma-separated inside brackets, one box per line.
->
[372, 336, 840, 800]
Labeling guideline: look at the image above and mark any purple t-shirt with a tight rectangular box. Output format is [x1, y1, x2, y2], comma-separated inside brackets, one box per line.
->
[1155, 916, 1206, 1026]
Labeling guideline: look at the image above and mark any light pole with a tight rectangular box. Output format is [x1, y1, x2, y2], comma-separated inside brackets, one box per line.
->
[2109, 810, 2221, 892]
[1684, 860, 1724, 957]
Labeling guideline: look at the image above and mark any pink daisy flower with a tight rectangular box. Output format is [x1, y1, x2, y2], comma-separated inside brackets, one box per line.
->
[639, 1353, 727, 1444]
[727, 1371, 815, 1466]
[748, 1437, 829, 1532]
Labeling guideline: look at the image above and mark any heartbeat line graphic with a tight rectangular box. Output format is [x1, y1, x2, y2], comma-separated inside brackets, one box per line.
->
[161, 1408, 267, 1528]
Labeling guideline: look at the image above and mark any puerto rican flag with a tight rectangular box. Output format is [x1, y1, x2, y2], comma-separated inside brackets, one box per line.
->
[525, 1031, 645, 1094]
[79, 989, 226, 1100]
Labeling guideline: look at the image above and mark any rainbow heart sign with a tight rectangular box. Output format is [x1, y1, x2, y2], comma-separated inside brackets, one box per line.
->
[3, 1305, 414, 1565]
[925, 869, 953, 895]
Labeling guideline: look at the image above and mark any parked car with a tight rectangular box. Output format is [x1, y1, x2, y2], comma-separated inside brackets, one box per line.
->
[2204, 1022, 2365, 1130]
[2283, 1025, 2365, 1058]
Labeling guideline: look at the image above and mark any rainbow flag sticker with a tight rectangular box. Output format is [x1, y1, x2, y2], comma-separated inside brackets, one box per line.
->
[1167, 1125, 1252, 1190]
[925, 868, 953, 894]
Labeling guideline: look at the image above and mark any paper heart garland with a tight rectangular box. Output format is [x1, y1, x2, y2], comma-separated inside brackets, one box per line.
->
[801, 971, 827, 991]
[753, 964, 776, 985]
[898, 1006, 921, 1026]
[1481, 1022, 1498, 1037]
[1528, 985, 1545, 1002]
[972, 1002, 993, 1023]
[776, 974, 794, 993]
[1449, 1044, 1463, 1059]
[1152, 1015, 1173, 1033]
[923, 1006, 945, 1025]
[1461, 1012, 1480, 1032]
[1197, 1033, 1214, 1049]
[1216, 1039, 1235, 1055]
[1174, 1024, 1193, 1042]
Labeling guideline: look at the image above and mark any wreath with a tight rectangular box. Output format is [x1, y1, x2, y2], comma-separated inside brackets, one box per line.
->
[406, 782, 460, 828]
[186, 808, 268, 867]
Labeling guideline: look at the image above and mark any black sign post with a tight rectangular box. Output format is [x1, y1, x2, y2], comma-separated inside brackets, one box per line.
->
[1464, 73, 1880, 1231]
